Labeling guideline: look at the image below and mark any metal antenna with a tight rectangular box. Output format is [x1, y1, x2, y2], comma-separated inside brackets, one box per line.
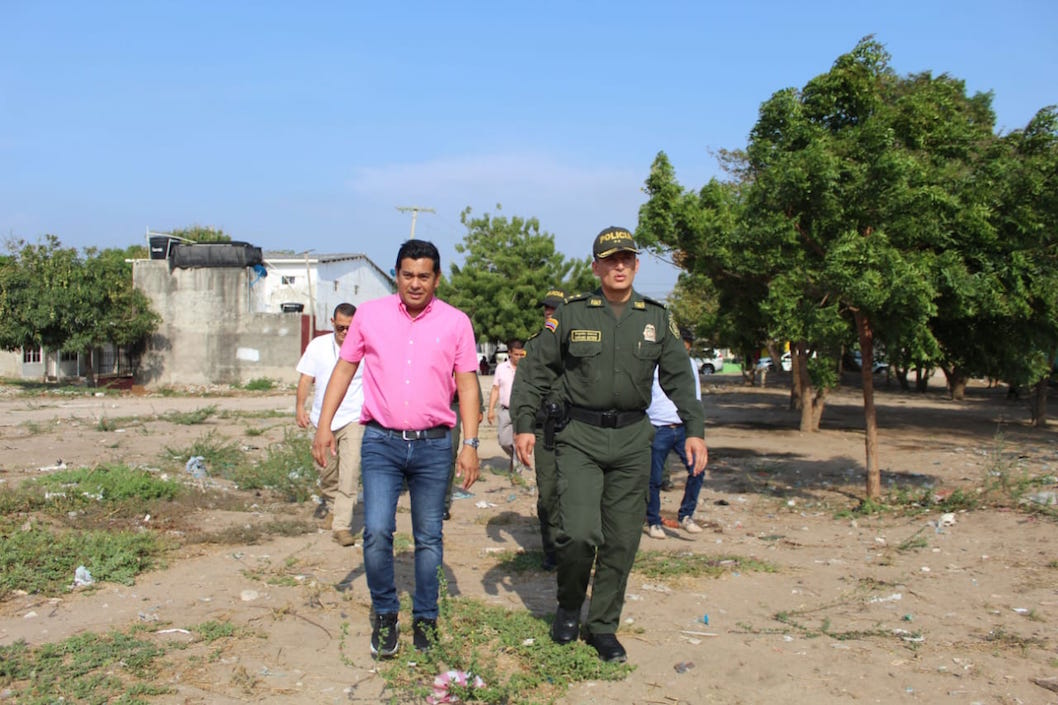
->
[396, 206, 435, 238]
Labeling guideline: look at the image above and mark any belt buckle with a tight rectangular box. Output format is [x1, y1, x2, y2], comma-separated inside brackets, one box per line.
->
[401, 429, 420, 441]
[600, 410, 618, 428]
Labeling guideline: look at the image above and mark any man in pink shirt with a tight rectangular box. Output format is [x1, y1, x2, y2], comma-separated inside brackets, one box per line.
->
[486, 338, 526, 476]
[312, 239, 480, 659]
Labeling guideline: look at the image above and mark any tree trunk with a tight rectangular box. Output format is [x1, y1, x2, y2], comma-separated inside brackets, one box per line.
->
[799, 382, 826, 432]
[1031, 378, 1048, 427]
[83, 348, 96, 387]
[943, 366, 969, 400]
[789, 341, 806, 411]
[915, 367, 930, 393]
[855, 311, 881, 500]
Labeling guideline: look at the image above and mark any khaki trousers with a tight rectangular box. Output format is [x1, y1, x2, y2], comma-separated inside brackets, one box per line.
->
[315, 421, 364, 532]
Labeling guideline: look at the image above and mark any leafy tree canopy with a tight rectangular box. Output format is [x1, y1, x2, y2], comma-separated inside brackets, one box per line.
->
[0, 236, 160, 372]
[438, 206, 595, 344]
[168, 225, 231, 243]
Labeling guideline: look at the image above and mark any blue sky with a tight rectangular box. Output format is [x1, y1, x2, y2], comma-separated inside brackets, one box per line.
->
[2, 1, 1055, 299]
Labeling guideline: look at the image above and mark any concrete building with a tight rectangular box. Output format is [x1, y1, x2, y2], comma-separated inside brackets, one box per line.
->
[2, 245, 395, 387]
[252, 251, 395, 322]
[131, 249, 395, 388]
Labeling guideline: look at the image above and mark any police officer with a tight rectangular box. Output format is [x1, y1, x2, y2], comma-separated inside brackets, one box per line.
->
[524, 287, 567, 571]
[511, 227, 707, 663]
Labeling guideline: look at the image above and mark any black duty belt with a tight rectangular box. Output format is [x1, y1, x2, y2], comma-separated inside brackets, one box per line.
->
[367, 421, 449, 441]
[567, 406, 645, 429]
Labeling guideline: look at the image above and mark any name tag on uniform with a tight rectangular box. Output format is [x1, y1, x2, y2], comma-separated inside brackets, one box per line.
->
[570, 330, 602, 343]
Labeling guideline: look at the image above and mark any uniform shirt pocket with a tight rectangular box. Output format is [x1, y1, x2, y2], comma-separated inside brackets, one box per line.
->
[634, 341, 663, 361]
[567, 339, 603, 384]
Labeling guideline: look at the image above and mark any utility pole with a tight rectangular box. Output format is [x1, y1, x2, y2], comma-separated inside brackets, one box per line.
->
[396, 206, 435, 238]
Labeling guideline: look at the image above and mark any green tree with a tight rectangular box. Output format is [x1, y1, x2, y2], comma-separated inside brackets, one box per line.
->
[639, 37, 1012, 499]
[438, 206, 594, 344]
[168, 225, 231, 243]
[0, 237, 160, 385]
[985, 107, 1058, 424]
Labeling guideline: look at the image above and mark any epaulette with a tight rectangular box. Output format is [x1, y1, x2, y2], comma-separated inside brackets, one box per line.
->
[639, 294, 667, 309]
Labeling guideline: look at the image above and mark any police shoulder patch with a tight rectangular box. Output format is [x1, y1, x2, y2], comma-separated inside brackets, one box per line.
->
[545, 317, 559, 333]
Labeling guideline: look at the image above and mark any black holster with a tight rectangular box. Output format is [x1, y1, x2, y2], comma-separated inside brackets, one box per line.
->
[542, 400, 569, 451]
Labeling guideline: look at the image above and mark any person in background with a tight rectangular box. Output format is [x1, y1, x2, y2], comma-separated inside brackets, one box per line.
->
[512, 227, 706, 664]
[443, 378, 484, 520]
[312, 239, 480, 659]
[487, 338, 527, 478]
[522, 288, 566, 571]
[645, 327, 706, 539]
[295, 303, 363, 547]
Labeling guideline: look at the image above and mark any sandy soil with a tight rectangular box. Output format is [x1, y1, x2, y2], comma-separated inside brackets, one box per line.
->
[1, 375, 1056, 704]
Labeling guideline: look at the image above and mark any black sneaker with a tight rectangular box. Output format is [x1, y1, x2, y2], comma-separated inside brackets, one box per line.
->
[312, 500, 330, 520]
[541, 552, 557, 572]
[585, 631, 627, 663]
[550, 606, 580, 645]
[370, 613, 399, 658]
[412, 617, 438, 652]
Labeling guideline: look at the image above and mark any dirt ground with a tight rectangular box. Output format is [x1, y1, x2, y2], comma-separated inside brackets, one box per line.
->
[1, 375, 1057, 704]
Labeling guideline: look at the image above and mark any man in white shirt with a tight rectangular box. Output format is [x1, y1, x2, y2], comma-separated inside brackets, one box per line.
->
[296, 303, 364, 546]
[644, 327, 706, 539]
[487, 338, 526, 476]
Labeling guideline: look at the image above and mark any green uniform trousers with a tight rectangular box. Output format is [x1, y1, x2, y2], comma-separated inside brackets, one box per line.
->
[533, 426, 558, 560]
[553, 416, 653, 635]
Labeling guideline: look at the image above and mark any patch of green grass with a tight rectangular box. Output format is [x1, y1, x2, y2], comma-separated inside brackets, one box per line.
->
[631, 550, 776, 580]
[0, 619, 244, 704]
[393, 532, 414, 555]
[20, 419, 49, 436]
[240, 377, 275, 391]
[359, 577, 631, 704]
[96, 415, 142, 432]
[228, 429, 317, 502]
[492, 549, 550, 573]
[985, 627, 1047, 652]
[217, 408, 290, 420]
[191, 620, 239, 642]
[35, 464, 182, 502]
[0, 464, 183, 523]
[0, 629, 171, 704]
[162, 405, 217, 425]
[895, 525, 930, 552]
[163, 430, 246, 477]
[0, 523, 167, 598]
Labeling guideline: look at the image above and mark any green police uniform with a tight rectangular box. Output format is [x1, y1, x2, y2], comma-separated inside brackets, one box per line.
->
[511, 288, 704, 636]
[521, 332, 560, 567]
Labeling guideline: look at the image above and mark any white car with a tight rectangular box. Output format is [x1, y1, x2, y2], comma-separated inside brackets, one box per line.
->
[693, 349, 725, 375]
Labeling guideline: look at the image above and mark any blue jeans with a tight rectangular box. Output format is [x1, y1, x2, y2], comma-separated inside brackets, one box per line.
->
[647, 424, 704, 526]
[360, 424, 451, 619]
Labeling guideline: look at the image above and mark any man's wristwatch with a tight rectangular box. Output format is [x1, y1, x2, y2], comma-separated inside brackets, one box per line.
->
[462, 437, 480, 449]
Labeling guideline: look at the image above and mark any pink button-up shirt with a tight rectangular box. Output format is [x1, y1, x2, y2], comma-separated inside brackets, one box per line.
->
[339, 293, 478, 430]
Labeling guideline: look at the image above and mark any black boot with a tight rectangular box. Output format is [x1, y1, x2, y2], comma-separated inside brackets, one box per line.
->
[584, 631, 627, 663]
[550, 606, 580, 645]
